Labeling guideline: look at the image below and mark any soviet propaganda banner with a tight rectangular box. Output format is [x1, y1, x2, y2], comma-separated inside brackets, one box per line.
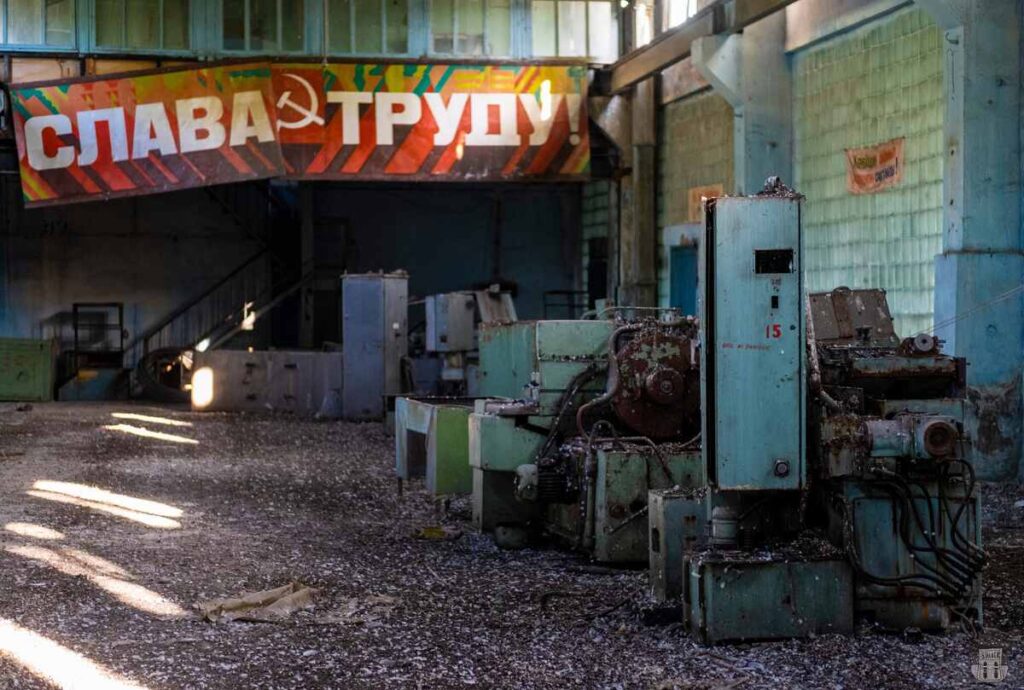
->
[11, 61, 590, 207]
[12, 63, 285, 206]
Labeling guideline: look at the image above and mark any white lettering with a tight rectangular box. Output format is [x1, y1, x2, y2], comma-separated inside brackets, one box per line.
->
[424, 93, 468, 146]
[466, 94, 519, 146]
[518, 93, 564, 146]
[176, 96, 226, 154]
[230, 91, 275, 146]
[326, 92, 372, 146]
[24, 115, 74, 171]
[375, 93, 421, 146]
[131, 103, 178, 159]
[77, 108, 129, 166]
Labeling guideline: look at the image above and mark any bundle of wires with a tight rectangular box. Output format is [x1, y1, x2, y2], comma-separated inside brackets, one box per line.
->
[841, 461, 986, 612]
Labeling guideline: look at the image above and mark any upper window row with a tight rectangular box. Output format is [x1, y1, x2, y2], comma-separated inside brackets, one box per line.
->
[0, 0, 621, 62]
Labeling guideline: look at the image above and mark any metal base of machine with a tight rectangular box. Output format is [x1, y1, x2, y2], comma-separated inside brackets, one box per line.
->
[649, 488, 707, 602]
[683, 556, 854, 644]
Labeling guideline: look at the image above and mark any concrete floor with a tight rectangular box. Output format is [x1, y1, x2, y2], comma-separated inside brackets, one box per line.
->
[0, 402, 1021, 689]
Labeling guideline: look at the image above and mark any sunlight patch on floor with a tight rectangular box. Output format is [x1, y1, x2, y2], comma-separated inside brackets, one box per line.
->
[4, 522, 64, 540]
[31, 481, 183, 519]
[6, 544, 187, 618]
[103, 423, 199, 445]
[26, 489, 182, 530]
[0, 618, 153, 689]
[110, 412, 193, 428]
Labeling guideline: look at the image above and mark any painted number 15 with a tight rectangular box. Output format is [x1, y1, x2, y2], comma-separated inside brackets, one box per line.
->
[765, 323, 782, 339]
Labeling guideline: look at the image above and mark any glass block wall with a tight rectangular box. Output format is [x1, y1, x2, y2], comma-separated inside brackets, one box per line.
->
[794, 8, 944, 337]
[657, 90, 734, 306]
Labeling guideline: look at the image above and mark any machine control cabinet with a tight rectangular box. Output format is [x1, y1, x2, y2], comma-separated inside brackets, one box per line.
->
[700, 194, 805, 490]
[341, 272, 408, 420]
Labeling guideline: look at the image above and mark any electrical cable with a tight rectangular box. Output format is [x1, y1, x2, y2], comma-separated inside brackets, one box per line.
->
[535, 362, 604, 463]
[923, 282, 1024, 338]
[878, 474, 977, 582]
[870, 480, 970, 597]
[839, 498, 949, 596]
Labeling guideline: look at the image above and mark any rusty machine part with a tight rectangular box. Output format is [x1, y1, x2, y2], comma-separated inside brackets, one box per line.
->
[609, 326, 700, 440]
[898, 332, 941, 357]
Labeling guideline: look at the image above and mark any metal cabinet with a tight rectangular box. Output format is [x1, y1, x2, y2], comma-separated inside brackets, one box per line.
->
[341, 273, 408, 420]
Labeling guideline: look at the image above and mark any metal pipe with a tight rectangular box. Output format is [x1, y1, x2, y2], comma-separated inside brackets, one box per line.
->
[575, 322, 643, 436]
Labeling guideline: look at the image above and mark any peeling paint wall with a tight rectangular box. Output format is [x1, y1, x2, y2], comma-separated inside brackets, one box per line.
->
[794, 8, 944, 337]
[657, 91, 734, 306]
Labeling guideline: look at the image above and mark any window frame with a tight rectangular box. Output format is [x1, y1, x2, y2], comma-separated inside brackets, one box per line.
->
[427, 0, 514, 58]
[219, 0, 309, 54]
[530, 0, 619, 63]
[0, 0, 79, 51]
[0, 0, 621, 59]
[325, 0, 413, 57]
[91, 0, 194, 53]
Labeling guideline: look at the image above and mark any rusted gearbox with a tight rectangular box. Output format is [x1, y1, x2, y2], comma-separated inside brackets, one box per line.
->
[607, 321, 701, 440]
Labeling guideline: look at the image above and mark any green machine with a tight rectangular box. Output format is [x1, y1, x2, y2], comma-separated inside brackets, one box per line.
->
[470, 317, 703, 562]
[648, 181, 984, 644]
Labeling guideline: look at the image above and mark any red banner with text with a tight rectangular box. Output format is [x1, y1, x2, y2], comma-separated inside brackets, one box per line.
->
[11, 61, 590, 207]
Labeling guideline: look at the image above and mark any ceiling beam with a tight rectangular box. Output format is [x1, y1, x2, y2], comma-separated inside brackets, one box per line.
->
[605, 0, 798, 94]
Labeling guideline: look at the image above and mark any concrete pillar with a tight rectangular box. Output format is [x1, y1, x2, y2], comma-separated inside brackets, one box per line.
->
[918, 0, 1023, 479]
[618, 77, 658, 307]
[692, 12, 792, 194]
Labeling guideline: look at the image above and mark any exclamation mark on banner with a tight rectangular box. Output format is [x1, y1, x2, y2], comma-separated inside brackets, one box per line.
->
[566, 94, 582, 146]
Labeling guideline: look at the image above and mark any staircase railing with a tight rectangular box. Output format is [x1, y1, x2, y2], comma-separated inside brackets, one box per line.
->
[124, 249, 270, 369]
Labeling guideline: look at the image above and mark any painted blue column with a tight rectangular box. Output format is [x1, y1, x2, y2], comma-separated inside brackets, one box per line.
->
[919, 0, 1023, 479]
[691, 12, 792, 194]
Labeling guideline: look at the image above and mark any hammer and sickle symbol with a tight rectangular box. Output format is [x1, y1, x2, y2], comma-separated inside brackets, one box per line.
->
[276, 73, 325, 130]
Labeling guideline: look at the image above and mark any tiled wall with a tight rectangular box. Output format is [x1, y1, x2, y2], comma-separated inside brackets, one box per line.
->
[657, 90, 734, 306]
[580, 180, 611, 305]
[794, 8, 944, 337]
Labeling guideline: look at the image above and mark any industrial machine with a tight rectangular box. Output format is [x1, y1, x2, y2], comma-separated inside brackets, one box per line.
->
[811, 286, 981, 634]
[415, 179, 983, 643]
[468, 314, 703, 561]
[393, 287, 517, 499]
[646, 179, 983, 643]
[406, 287, 517, 397]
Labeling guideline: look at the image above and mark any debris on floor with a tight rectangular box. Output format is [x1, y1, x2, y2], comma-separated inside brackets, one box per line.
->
[0, 403, 1020, 689]
[412, 525, 463, 540]
[198, 582, 320, 623]
[316, 594, 400, 626]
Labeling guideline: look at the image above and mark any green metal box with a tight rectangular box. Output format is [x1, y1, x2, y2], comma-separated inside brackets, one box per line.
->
[649, 489, 706, 602]
[593, 449, 703, 563]
[471, 467, 540, 531]
[468, 413, 546, 471]
[477, 320, 613, 411]
[0, 338, 55, 402]
[395, 397, 475, 496]
[684, 558, 854, 644]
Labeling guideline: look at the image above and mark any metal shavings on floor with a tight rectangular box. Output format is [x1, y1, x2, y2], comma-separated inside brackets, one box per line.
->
[0, 403, 1020, 689]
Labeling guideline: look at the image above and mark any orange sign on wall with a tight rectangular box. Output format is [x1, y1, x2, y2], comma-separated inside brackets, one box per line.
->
[845, 137, 904, 195]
